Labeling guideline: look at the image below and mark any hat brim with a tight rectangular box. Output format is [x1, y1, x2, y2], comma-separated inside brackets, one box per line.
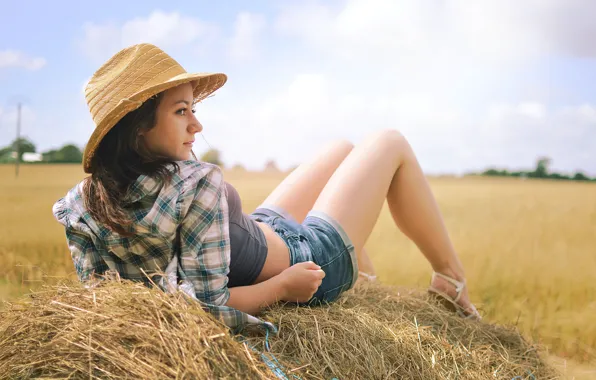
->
[82, 72, 227, 173]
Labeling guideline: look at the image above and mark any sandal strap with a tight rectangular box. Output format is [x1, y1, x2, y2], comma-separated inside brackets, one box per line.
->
[358, 271, 377, 281]
[432, 271, 466, 302]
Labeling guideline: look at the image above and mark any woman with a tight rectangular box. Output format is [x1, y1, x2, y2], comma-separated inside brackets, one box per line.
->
[53, 43, 480, 333]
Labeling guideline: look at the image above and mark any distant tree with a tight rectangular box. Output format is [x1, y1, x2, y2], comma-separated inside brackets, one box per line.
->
[482, 168, 500, 176]
[200, 148, 224, 167]
[0, 146, 12, 159]
[58, 144, 83, 163]
[532, 156, 551, 178]
[573, 172, 589, 181]
[42, 149, 59, 162]
[264, 159, 279, 172]
[548, 173, 569, 180]
[11, 137, 36, 160]
[41, 144, 83, 163]
[482, 168, 509, 176]
[475, 156, 594, 182]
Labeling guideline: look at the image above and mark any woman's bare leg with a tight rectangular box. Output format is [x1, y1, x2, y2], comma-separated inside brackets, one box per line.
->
[256, 140, 376, 281]
[259, 140, 353, 224]
[312, 129, 477, 315]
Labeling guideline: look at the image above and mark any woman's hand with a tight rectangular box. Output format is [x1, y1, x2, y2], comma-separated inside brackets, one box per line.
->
[279, 261, 326, 303]
[226, 261, 325, 315]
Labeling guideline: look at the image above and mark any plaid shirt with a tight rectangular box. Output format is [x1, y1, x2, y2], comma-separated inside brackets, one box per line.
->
[52, 160, 276, 334]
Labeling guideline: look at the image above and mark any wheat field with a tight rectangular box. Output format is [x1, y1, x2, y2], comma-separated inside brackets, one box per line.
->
[1, 164, 595, 369]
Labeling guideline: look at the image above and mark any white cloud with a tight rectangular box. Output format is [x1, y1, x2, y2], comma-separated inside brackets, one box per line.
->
[517, 103, 547, 119]
[257, 0, 596, 174]
[273, 1, 532, 120]
[227, 12, 266, 61]
[276, 0, 596, 61]
[271, 0, 596, 109]
[67, 2, 595, 176]
[122, 11, 209, 46]
[198, 71, 595, 176]
[78, 10, 219, 62]
[559, 104, 596, 124]
[0, 50, 46, 71]
[472, 102, 596, 174]
[488, 103, 547, 123]
[78, 22, 121, 62]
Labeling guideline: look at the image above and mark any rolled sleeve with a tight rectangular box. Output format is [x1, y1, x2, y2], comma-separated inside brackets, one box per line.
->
[178, 166, 231, 306]
[65, 228, 109, 282]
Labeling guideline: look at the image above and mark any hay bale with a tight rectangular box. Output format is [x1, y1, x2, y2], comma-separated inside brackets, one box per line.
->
[253, 283, 559, 379]
[0, 280, 271, 379]
[0, 280, 558, 379]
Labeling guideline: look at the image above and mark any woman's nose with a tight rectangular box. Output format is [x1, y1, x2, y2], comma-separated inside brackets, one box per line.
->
[189, 117, 203, 133]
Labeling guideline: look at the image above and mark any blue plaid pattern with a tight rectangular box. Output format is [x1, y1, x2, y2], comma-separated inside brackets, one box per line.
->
[53, 160, 275, 334]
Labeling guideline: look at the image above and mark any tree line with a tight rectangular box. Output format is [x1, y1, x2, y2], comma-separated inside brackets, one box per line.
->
[0, 138, 281, 172]
[0, 138, 83, 163]
[468, 157, 595, 182]
[1, 138, 593, 181]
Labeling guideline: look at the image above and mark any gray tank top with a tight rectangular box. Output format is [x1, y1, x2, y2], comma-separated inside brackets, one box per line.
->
[224, 182, 268, 287]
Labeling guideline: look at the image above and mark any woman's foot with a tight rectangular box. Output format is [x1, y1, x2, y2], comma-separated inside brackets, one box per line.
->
[428, 270, 481, 320]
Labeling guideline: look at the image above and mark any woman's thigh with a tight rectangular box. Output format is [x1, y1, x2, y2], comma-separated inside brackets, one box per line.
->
[258, 140, 354, 222]
[311, 129, 410, 253]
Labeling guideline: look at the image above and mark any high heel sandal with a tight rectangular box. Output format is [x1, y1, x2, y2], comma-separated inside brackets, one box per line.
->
[428, 271, 481, 320]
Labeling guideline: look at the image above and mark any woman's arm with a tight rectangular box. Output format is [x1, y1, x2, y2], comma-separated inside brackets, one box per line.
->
[226, 275, 285, 315]
[226, 261, 326, 315]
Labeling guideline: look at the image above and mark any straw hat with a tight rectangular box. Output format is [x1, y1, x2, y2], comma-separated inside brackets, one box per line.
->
[82, 43, 227, 173]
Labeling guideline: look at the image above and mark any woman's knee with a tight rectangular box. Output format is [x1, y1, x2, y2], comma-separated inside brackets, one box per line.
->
[361, 129, 412, 167]
[327, 139, 355, 156]
[368, 129, 409, 151]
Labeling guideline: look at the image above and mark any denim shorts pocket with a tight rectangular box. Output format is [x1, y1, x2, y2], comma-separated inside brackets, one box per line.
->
[312, 245, 348, 269]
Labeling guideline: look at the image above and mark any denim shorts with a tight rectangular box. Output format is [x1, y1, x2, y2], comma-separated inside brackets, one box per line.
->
[249, 204, 359, 305]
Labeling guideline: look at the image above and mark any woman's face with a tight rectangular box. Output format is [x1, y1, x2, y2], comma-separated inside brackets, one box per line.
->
[140, 82, 202, 161]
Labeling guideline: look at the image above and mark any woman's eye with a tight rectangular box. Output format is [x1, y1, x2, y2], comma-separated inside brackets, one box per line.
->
[176, 107, 196, 115]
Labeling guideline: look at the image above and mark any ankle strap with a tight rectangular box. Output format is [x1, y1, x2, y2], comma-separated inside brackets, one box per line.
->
[432, 271, 466, 293]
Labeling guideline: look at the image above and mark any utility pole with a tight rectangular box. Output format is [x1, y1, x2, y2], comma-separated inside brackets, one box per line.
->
[15, 102, 21, 178]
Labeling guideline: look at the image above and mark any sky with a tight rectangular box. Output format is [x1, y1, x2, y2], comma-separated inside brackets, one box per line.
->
[1, 0, 595, 175]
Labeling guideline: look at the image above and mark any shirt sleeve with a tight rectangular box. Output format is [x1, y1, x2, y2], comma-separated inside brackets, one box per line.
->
[65, 228, 109, 282]
[177, 165, 231, 307]
[53, 196, 109, 283]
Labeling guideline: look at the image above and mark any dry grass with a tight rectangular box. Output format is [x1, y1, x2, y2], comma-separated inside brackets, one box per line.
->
[0, 278, 558, 379]
[0, 164, 595, 371]
[255, 281, 559, 379]
[0, 279, 271, 379]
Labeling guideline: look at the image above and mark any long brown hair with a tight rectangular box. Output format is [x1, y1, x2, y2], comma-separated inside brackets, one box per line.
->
[82, 93, 187, 236]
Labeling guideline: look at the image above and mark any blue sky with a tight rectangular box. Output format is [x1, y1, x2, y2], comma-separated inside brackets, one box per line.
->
[1, 0, 595, 175]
